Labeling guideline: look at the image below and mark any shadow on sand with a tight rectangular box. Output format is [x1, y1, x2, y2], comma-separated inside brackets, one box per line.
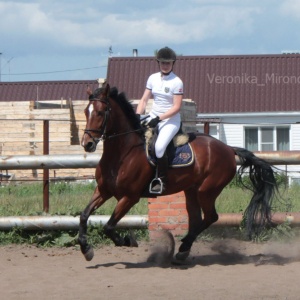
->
[86, 239, 300, 270]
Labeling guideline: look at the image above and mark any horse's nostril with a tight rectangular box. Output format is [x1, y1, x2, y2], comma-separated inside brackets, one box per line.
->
[85, 141, 96, 152]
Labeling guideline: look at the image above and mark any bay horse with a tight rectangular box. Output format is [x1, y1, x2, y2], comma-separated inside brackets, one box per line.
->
[78, 83, 277, 262]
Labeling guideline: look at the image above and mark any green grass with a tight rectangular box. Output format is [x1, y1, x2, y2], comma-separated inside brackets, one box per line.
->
[215, 185, 299, 213]
[2, 180, 299, 217]
[0, 177, 299, 246]
[0, 181, 148, 216]
[0, 181, 149, 247]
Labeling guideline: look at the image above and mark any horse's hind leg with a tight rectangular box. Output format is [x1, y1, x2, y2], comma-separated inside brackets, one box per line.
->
[78, 186, 111, 261]
[176, 186, 220, 261]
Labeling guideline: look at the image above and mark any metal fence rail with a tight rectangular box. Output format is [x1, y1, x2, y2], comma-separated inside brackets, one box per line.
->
[0, 213, 299, 231]
[0, 154, 101, 169]
[1, 151, 300, 170]
[1, 152, 300, 230]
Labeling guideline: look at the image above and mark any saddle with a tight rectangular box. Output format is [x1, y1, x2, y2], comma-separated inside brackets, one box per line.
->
[145, 126, 196, 168]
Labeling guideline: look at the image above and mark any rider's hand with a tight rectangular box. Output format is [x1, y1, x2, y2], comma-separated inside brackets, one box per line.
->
[147, 116, 160, 128]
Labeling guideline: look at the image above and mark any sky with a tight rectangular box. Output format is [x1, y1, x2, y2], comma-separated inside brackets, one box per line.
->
[1, 0, 300, 82]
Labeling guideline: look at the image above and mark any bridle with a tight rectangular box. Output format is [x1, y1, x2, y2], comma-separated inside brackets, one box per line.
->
[83, 96, 145, 145]
[84, 97, 111, 145]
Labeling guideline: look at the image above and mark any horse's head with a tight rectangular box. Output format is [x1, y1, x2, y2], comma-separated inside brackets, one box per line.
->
[81, 83, 111, 152]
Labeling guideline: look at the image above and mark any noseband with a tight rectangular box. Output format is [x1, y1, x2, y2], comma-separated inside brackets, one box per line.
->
[84, 97, 111, 144]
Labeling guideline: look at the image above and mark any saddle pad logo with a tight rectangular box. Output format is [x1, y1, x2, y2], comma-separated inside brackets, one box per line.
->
[179, 153, 191, 160]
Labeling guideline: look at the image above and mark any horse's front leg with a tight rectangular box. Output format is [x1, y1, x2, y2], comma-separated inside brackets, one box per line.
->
[78, 186, 111, 261]
[104, 196, 139, 247]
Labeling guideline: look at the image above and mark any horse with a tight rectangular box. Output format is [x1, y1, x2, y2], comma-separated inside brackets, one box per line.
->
[78, 83, 278, 262]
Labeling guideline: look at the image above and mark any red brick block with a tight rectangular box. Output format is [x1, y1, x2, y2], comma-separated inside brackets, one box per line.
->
[170, 202, 186, 209]
[148, 216, 168, 223]
[158, 209, 180, 217]
[148, 210, 159, 217]
[148, 192, 189, 236]
[148, 203, 169, 210]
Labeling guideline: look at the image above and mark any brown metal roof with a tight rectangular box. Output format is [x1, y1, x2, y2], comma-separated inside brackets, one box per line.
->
[106, 54, 300, 113]
[0, 80, 99, 101]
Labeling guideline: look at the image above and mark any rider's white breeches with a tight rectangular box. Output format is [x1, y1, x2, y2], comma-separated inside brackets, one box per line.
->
[149, 112, 181, 158]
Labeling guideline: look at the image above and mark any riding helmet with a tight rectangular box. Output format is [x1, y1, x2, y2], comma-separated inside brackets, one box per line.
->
[156, 47, 176, 62]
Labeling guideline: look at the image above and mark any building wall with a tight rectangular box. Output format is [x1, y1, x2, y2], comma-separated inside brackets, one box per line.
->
[0, 99, 98, 180]
[201, 115, 300, 181]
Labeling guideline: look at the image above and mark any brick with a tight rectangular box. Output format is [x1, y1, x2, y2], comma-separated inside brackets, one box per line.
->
[176, 215, 189, 223]
[148, 216, 168, 223]
[154, 197, 172, 203]
[160, 224, 181, 230]
[148, 210, 159, 217]
[170, 203, 186, 209]
[148, 203, 169, 210]
[158, 210, 180, 217]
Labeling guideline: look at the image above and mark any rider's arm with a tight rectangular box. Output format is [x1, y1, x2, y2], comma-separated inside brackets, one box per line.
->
[136, 88, 152, 114]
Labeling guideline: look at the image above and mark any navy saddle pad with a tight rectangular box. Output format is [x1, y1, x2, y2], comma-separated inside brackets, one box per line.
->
[147, 142, 194, 168]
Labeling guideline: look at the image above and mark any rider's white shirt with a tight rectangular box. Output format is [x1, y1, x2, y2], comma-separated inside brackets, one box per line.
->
[146, 71, 183, 116]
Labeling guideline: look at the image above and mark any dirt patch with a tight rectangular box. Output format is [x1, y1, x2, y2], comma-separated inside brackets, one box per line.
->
[1, 235, 300, 300]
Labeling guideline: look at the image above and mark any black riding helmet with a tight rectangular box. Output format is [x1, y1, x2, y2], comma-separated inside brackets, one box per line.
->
[156, 47, 176, 63]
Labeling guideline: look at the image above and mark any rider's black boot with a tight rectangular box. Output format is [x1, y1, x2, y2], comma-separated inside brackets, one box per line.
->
[151, 154, 168, 194]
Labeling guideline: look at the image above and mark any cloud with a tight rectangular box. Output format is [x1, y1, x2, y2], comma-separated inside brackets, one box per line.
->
[0, 2, 109, 54]
[0, 1, 261, 53]
[280, 0, 300, 18]
[80, 3, 261, 49]
[1, 0, 299, 81]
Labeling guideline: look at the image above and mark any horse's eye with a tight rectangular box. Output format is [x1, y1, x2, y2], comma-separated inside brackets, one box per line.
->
[97, 111, 104, 117]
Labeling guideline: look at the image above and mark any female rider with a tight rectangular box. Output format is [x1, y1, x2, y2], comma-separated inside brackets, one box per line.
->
[136, 47, 184, 193]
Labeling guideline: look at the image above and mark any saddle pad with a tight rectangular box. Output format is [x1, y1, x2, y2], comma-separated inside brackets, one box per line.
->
[147, 143, 194, 168]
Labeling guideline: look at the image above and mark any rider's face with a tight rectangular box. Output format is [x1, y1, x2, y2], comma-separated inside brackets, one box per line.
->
[159, 61, 173, 74]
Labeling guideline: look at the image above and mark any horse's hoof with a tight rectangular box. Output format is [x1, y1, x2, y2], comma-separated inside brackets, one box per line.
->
[175, 250, 190, 261]
[124, 234, 138, 247]
[84, 247, 94, 261]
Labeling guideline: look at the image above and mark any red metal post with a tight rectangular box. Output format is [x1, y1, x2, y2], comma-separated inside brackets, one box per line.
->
[204, 122, 210, 134]
[43, 120, 50, 213]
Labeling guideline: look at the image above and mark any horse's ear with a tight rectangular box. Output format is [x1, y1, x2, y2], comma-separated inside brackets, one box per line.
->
[86, 86, 93, 98]
[104, 83, 110, 97]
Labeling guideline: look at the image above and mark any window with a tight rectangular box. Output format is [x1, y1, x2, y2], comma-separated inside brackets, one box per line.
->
[245, 128, 258, 151]
[196, 124, 218, 139]
[261, 127, 273, 151]
[245, 127, 289, 151]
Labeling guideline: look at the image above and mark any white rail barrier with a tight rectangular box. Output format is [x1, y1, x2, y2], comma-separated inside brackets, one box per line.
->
[0, 154, 101, 169]
[0, 215, 148, 230]
[1, 151, 300, 170]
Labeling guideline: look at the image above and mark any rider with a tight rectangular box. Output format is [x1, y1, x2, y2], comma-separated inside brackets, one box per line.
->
[136, 46, 184, 193]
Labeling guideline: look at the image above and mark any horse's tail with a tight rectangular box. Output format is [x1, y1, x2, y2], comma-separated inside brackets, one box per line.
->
[232, 147, 278, 238]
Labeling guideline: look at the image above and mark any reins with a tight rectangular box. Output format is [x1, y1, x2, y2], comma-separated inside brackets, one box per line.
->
[84, 96, 147, 143]
[104, 115, 149, 140]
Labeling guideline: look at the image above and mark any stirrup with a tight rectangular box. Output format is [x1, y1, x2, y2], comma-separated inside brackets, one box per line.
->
[149, 177, 164, 194]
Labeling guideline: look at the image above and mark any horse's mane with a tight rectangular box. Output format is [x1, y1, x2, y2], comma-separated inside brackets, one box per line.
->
[92, 86, 143, 133]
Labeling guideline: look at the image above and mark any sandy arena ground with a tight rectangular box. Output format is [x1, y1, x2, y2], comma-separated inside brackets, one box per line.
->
[1, 234, 300, 300]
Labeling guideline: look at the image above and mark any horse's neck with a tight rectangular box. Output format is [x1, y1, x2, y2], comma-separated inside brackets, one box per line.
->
[104, 116, 143, 147]
[102, 137, 144, 170]
[103, 107, 143, 154]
